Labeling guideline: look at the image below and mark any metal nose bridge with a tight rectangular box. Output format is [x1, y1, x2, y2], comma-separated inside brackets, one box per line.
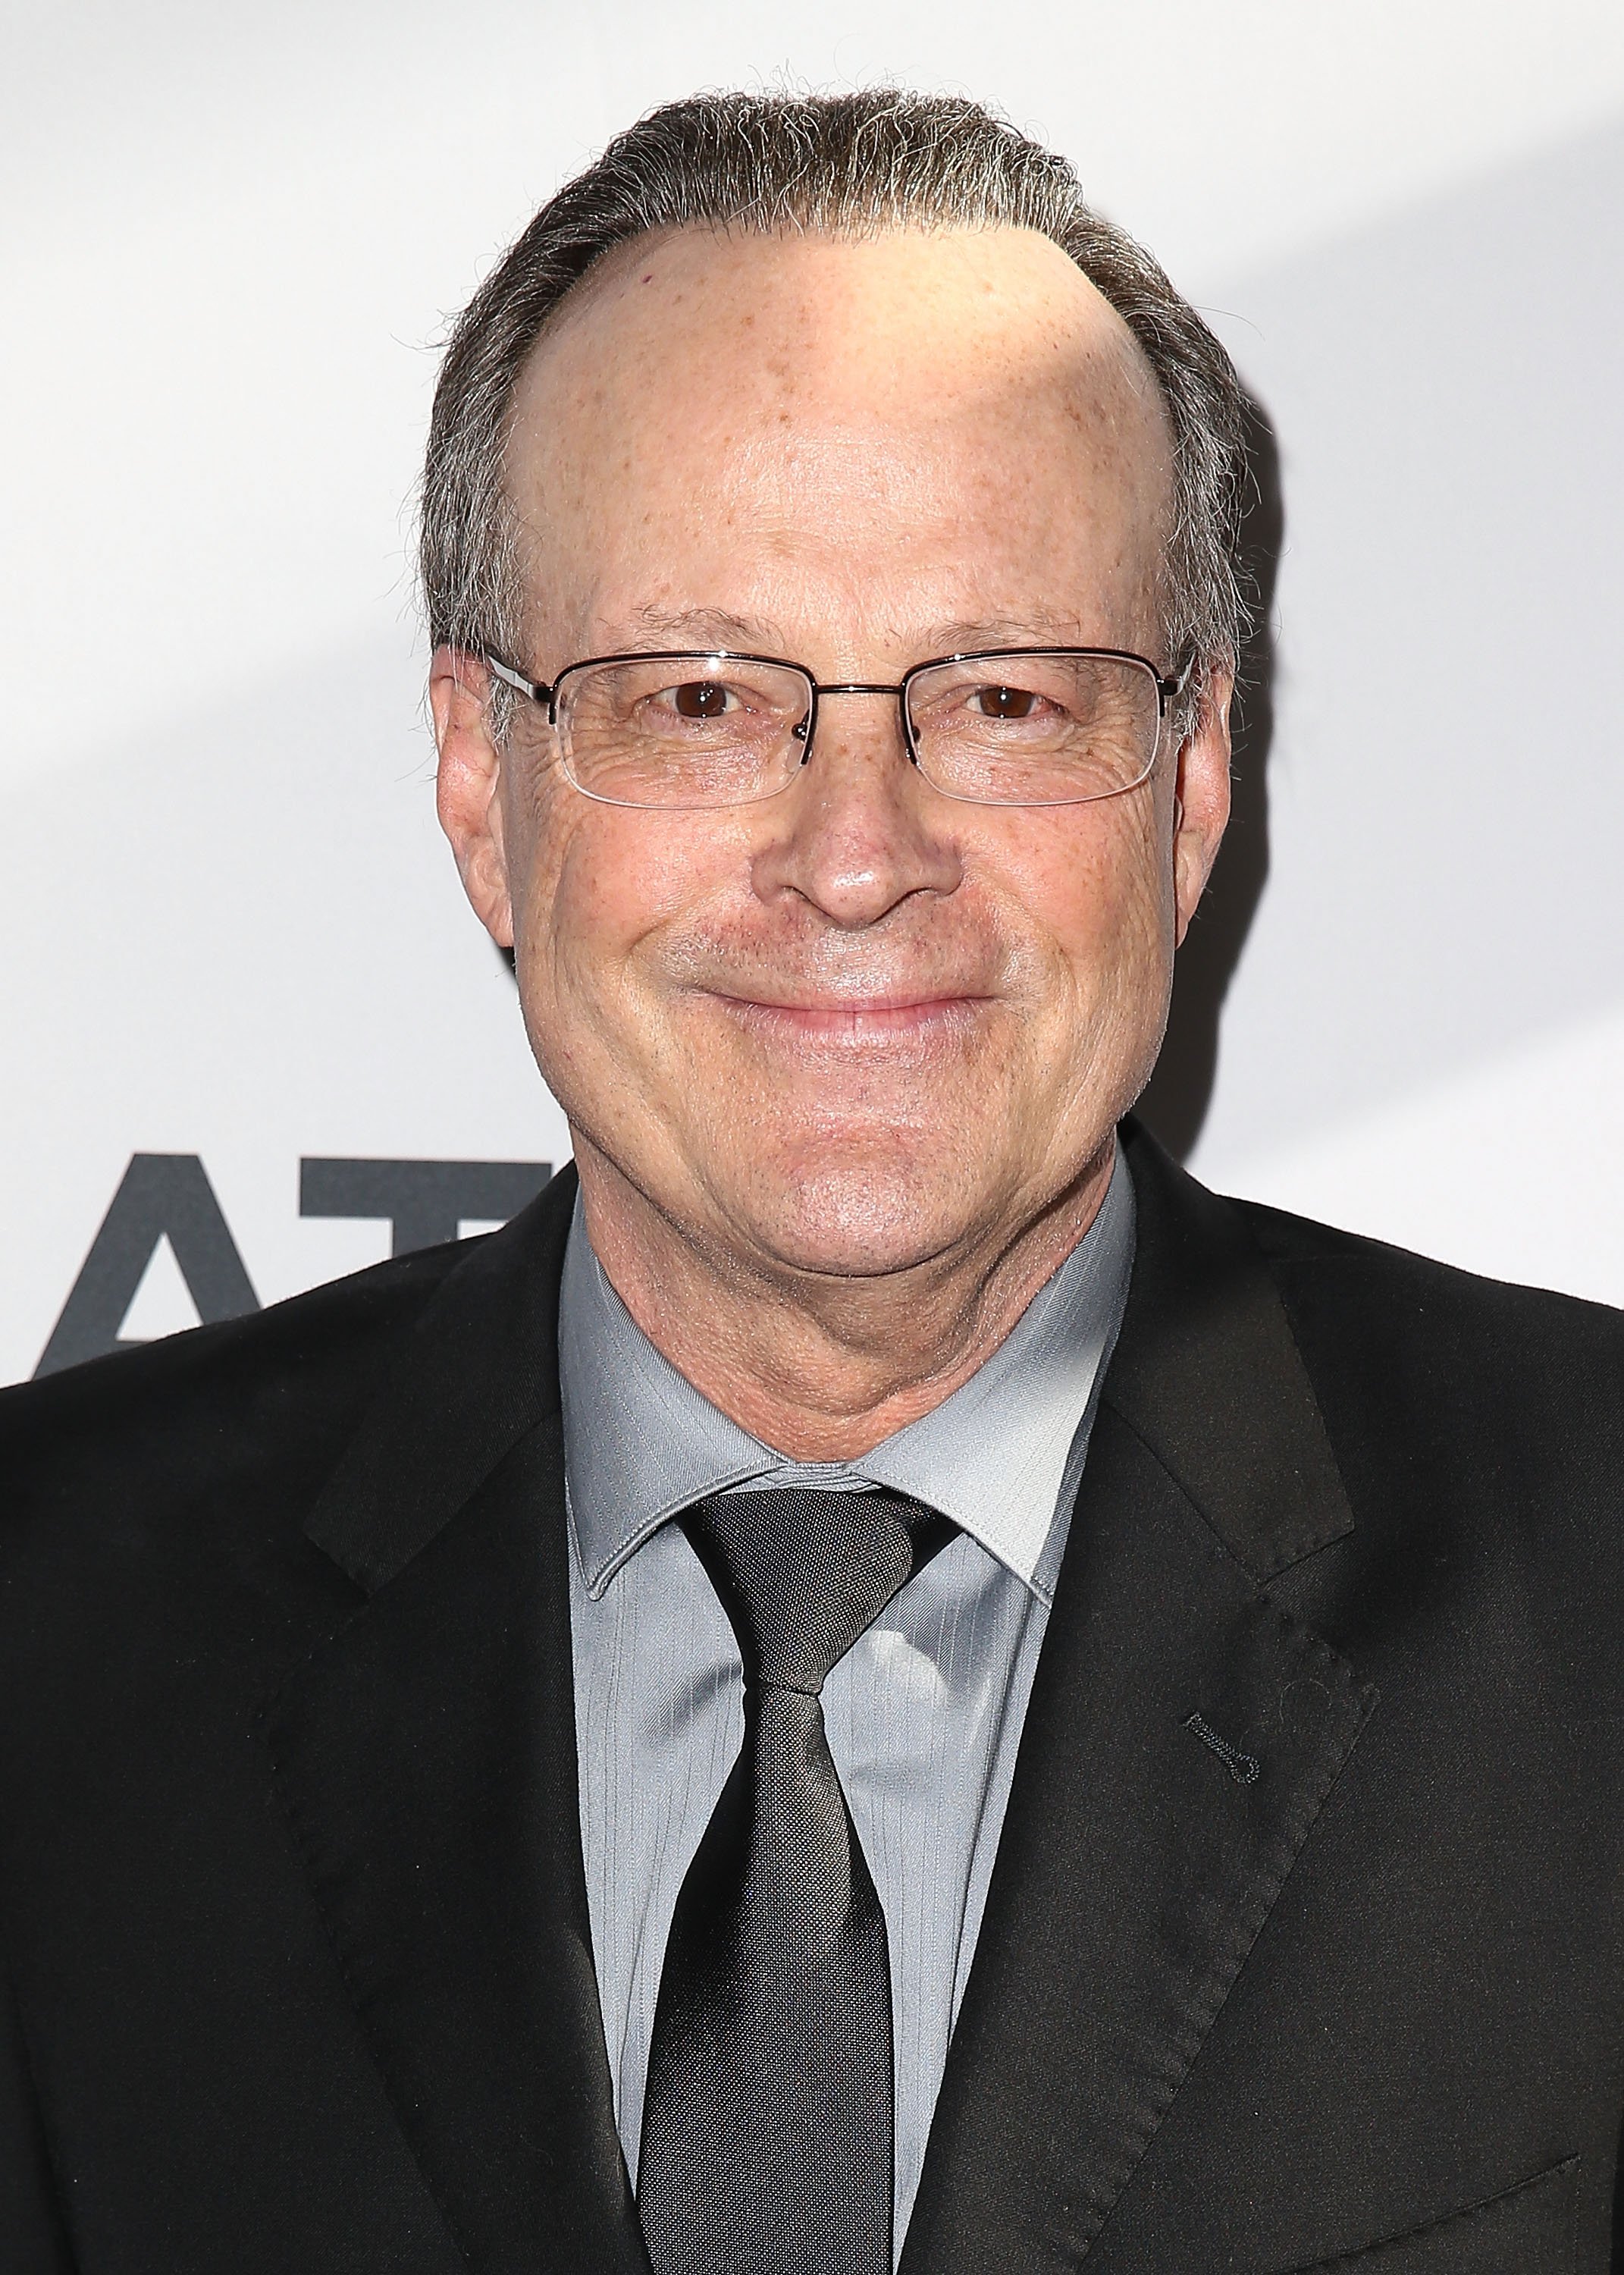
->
[791, 679, 917, 766]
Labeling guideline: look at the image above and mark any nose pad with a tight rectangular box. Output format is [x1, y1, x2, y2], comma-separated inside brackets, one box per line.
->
[789, 690, 923, 777]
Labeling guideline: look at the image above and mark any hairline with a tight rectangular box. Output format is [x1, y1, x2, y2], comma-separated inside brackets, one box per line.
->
[496, 215, 1180, 667]
[420, 90, 1251, 733]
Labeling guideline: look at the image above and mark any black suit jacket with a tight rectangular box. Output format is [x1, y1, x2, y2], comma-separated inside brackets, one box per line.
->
[3, 1125, 1622, 2273]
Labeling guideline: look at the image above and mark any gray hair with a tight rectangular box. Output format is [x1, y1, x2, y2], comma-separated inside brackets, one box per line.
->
[419, 89, 1250, 728]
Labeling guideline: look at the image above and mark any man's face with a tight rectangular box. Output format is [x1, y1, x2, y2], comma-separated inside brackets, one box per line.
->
[437, 224, 1230, 1287]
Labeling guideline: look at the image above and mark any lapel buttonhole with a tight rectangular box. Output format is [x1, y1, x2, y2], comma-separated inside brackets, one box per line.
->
[1184, 1709, 1261, 1784]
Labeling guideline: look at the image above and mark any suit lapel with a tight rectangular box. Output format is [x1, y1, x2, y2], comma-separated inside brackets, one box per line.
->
[259, 1130, 1375, 2273]
[901, 1128, 1378, 2273]
[263, 1170, 647, 2275]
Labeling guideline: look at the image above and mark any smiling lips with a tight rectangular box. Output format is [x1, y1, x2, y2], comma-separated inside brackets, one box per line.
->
[710, 990, 991, 1039]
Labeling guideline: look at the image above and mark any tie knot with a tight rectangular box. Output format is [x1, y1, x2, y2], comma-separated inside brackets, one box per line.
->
[681, 1486, 946, 1693]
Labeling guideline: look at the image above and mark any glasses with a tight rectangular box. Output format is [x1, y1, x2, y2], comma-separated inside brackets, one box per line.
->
[483, 645, 1193, 811]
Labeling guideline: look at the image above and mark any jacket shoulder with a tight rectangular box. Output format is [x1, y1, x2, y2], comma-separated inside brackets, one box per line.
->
[1234, 1189, 1624, 1362]
[1229, 1192, 1624, 1599]
[0, 1238, 469, 1562]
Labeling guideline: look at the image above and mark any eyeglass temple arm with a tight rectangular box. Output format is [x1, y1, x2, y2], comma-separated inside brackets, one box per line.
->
[484, 654, 554, 706]
[1158, 651, 1199, 710]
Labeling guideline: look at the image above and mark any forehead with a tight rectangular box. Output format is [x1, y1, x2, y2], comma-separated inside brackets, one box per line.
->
[517, 220, 1168, 460]
[503, 224, 1174, 645]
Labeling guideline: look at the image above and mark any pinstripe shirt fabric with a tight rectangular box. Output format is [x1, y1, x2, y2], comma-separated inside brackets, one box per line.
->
[560, 1146, 1135, 2256]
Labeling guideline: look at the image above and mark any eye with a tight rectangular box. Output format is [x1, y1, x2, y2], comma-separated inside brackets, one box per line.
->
[669, 679, 735, 719]
[970, 684, 1040, 720]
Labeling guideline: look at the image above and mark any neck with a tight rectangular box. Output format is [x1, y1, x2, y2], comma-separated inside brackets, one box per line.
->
[569, 1138, 1117, 1461]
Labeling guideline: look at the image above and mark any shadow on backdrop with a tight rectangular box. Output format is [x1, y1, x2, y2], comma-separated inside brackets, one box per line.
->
[1138, 394, 1282, 1161]
[493, 396, 1282, 1166]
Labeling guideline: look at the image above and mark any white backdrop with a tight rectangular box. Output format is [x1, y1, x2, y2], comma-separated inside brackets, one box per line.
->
[5, 0, 1622, 1382]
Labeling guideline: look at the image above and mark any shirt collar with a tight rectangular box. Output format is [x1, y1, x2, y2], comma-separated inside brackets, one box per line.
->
[559, 1140, 1135, 1606]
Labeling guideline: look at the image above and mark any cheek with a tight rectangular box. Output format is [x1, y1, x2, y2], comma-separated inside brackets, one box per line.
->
[991, 798, 1167, 1015]
[513, 786, 741, 1013]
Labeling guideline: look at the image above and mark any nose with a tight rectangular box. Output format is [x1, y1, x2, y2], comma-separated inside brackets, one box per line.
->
[751, 689, 964, 930]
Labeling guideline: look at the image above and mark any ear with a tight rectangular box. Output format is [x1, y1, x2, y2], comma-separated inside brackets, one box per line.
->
[431, 646, 515, 950]
[1171, 665, 1234, 947]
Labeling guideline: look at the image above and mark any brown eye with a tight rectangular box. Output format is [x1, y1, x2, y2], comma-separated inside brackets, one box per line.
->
[972, 684, 1038, 720]
[673, 680, 732, 718]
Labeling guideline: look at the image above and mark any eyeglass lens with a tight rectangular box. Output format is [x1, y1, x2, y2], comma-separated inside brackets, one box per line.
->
[554, 653, 1162, 811]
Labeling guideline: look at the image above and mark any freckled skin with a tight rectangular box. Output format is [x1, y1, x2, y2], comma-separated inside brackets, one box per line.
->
[433, 225, 1232, 1455]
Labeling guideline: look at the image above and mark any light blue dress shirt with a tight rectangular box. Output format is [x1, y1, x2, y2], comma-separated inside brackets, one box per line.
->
[560, 1146, 1135, 2254]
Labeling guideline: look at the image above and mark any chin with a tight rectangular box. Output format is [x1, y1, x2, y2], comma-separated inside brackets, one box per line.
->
[720, 1151, 997, 1282]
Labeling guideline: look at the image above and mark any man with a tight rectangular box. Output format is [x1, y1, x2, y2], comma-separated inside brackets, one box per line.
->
[2, 87, 1621, 2275]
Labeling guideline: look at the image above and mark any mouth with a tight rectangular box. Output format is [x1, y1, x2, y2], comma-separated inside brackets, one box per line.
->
[706, 990, 992, 1042]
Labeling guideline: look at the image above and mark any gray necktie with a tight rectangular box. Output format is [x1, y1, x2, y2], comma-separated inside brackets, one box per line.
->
[636, 1485, 949, 2275]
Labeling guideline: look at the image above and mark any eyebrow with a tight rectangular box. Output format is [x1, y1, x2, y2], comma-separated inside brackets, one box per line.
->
[619, 604, 1097, 656]
[926, 612, 1093, 651]
[625, 604, 766, 648]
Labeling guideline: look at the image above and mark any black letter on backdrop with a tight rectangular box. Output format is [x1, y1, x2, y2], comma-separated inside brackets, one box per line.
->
[35, 1153, 260, 1378]
[298, 1159, 552, 1257]
[33, 1154, 554, 1379]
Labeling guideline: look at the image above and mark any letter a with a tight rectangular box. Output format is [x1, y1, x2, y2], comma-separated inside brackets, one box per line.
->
[36, 1155, 259, 1377]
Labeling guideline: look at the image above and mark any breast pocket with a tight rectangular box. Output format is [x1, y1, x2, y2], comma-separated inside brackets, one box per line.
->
[1279, 2157, 1579, 2273]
